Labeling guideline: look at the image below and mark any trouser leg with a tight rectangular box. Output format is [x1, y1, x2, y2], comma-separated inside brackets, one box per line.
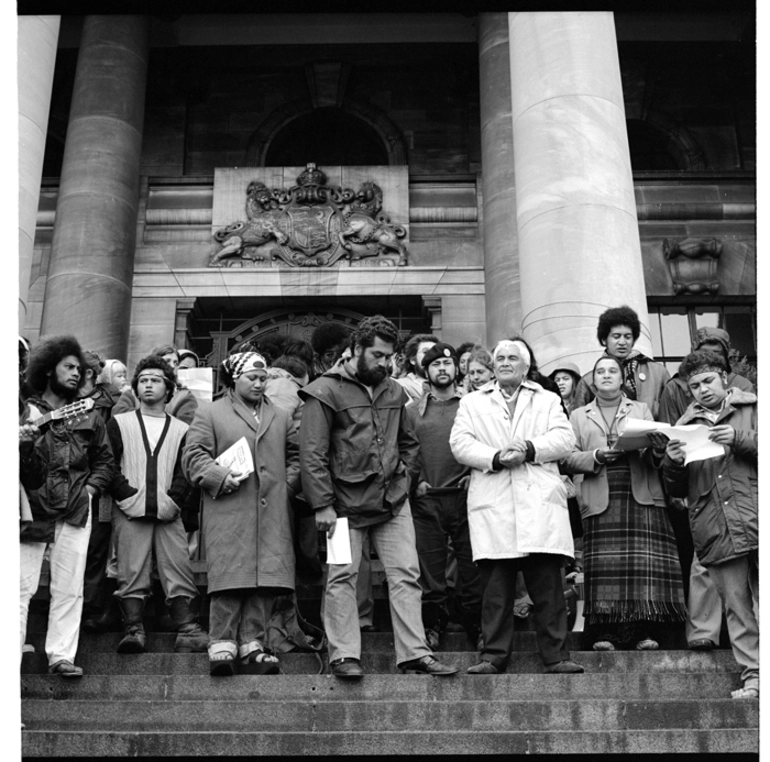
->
[411, 494, 449, 630]
[520, 554, 570, 666]
[112, 508, 154, 599]
[324, 524, 365, 663]
[238, 591, 276, 657]
[685, 552, 723, 644]
[356, 537, 375, 628]
[20, 541, 46, 662]
[153, 518, 200, 602]
[209, 590, 244, 649]
[476, 558, 518, 670]
[707, 553, 759, 689]
[82, 500, 111, 617]
[446, 492, 482, 631]
[45, 512, 92, 666]
[370, 503, 432, 665]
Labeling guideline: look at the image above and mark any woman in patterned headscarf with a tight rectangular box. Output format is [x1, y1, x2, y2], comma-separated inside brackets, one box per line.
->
[183, 352, 301, 676]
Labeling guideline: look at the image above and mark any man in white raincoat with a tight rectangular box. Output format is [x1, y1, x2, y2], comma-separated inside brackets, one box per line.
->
[450, 338, 584, 675]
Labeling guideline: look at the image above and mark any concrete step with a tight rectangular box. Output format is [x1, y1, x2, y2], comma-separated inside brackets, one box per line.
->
[25, 629, 598, 652]
[20, 671, 745, 702]
[21, 727, 759, 757]
[21, 649, 743, 675]
[21, 696, 758, 732]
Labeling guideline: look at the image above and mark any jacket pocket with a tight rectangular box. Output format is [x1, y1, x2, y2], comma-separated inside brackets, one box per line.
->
[384, 461, 409, 512]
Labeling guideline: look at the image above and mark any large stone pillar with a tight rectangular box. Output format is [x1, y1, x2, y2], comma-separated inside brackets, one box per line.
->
[479, 12, 520, 346]
[18, 15, 60, 331]
[40, 16, 149, 359]
[509, 12, 653, 376]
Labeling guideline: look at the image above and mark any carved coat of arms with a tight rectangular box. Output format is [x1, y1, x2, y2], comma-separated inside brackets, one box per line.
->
[209, 164, 409, 268]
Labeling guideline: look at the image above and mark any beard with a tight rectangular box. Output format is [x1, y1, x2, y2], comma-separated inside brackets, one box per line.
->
[430, 373, 455, 391]
[356, 353, 389, 387]
[49, 374, 79, 401]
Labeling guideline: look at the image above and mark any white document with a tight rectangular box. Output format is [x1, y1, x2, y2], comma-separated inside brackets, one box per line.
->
[326, 517, 352, 565]
[615, 419, 724, 464]
[178, 367, 213, 403]
[215, 436, 254, 482]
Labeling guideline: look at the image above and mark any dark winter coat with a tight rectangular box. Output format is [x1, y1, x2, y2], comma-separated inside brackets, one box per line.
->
[657, 371, 754, 426]
[661, 388, 757, 567]
[182, 391, 300, 594]
[21, 397, 114, 543]
[298, 361, 419, 528]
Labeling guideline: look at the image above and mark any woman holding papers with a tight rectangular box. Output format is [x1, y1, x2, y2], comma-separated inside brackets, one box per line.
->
[659, 350, 758, 700]
[563, 357, 686, 652]
[183, 351, 301, 676]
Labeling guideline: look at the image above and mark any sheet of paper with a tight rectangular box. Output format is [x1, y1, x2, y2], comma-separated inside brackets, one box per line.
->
[177, 367, 213, 403]
[326, 517, 352, 565]
[215, 436, 254, 481]
[614, 419, 724, 464]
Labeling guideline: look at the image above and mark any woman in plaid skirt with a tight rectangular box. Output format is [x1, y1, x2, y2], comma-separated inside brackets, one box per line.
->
[564, 357, 686, 651]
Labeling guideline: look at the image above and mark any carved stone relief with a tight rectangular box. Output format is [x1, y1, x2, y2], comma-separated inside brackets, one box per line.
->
[663, 237, 722, 295]
[209, 163, 409, 268]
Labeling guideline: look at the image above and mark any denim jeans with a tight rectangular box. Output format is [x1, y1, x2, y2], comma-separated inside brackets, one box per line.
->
[324, 501, 431, 666]
[20, 510, 92, 666]
[209, 588, 277, 658]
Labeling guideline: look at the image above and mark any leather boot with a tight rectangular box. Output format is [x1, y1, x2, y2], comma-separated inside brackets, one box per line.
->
[117, 597, 147, 654]
[83, 578, 122, 632]
[169, 597, 209, 653]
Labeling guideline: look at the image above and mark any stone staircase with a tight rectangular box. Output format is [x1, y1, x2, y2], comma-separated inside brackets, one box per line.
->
[21, 564, 759, 756]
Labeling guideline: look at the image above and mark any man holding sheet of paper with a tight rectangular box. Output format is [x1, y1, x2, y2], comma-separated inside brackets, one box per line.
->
[299, 315, 458, 679]
[657, 350, 758, 701]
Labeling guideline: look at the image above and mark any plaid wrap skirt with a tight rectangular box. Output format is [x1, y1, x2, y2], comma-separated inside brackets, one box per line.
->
[583, 461, 686, 624]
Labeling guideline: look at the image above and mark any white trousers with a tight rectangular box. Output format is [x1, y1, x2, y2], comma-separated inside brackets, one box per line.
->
[20, 510, 92, 666]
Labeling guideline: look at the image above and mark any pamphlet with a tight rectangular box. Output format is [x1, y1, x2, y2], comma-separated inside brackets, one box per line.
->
[326, 517, 352, 565]
[614, 419, 724, 464]
[215, 436, 254, 481]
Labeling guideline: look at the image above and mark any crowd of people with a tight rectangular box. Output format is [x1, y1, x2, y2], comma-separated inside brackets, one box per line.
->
[18, 305, 758, 699]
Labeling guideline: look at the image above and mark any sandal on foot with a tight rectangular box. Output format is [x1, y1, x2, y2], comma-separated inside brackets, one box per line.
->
[209, 651, 235, 677]
[593, 641, 615, 652]
[240, 650, 280, 675]
[732, 686, 759, 700]
[48, 661, 84, 678]
[636, 639, 659, 651]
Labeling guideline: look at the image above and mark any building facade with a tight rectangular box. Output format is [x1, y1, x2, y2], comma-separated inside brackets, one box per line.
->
[19, 10, 756, 380]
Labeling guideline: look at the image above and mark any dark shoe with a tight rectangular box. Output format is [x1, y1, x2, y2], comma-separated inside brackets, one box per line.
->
[543, 659, 584, 674]
[688, 638, 718, 651]
[467, 660, 499, 675]
[330, 658, 364, 679]
[48, 660, 84, 678]
[425, 628, 441, 651]
[359, 624, 379, 633]
[117, 597, 147, 654]
[399, 655, 458, 676]
[175, 623, 210, 653]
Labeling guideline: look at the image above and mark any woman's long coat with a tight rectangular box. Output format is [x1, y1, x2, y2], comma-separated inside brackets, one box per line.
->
[182, 390, 300, 593]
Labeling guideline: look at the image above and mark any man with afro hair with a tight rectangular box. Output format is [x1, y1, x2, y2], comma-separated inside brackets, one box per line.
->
[20, 335, 114, 678]
[573, 305, 670, 420]
[311, 322, 352, 376]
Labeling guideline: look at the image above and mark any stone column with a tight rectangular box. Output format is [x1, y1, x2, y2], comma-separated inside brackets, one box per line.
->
[18, 15, 60, 331]
[509, 12, 653, 376]
[40, 15, 149, 360]
[479, 12, 520, 346]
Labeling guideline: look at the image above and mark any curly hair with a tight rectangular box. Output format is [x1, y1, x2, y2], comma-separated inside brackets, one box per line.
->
[455, 341, 476, 359]
[255, 335, 288, 365]
[25, 335, 86, 394]
[351, 315, 401, 353]
[680, 349, 728, 380]
[82, 350, 106, 379]
[311, 323, 351, 355]
[131, 355, 177, 403]
[597, 305, 640, 345]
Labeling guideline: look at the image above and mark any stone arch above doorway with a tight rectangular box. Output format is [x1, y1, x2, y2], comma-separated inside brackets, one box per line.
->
[245, 98, 408, 167]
